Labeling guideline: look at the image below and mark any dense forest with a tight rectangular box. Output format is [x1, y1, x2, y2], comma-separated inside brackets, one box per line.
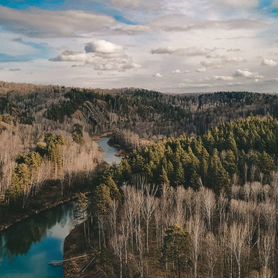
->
[111, 117, 278, 192]
[66, 116, 278, 278]
[1, 81, 278, 138]
[0, 82, 277, 278]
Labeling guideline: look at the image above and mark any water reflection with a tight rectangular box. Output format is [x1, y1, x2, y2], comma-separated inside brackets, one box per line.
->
[98, 137, 121, 165]
[3, 205, 72, 256]
[0, 137, 120, 277]
[0, 204, 75, 277]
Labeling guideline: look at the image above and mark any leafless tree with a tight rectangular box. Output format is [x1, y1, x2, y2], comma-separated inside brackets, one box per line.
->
[201, 187, 216, 231]
[187, 214, 205, 278]
[205, 232, 219, 278]
[230, 222, 249, 278]
[142, 185, 158, 253]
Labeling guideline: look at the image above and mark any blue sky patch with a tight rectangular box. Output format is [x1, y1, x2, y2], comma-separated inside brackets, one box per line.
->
[0, 0, 64, 10]
[0, 0, 138, 25]
[259, 0, 278, 16]
[0, 39, 50, 62]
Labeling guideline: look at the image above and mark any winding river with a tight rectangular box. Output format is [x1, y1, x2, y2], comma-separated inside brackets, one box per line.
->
[0, 137, 120, 278]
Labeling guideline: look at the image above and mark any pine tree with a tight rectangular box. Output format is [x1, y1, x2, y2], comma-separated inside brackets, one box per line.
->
[208, 149, 230, 194]
[162, 225, 189, 278]
[223, 150, 237, 178]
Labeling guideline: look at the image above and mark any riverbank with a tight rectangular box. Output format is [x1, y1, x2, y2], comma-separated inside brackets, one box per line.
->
[0, 135, 118, 233]
[63, 223, 101, 278]
[98, 134, 127, 157]
[0, 136, 123, 277]
[0, 162, 109, 233]
[63, 220, 170, 278]
[0, 181, 81, 232]
[0, 159, 111, 233]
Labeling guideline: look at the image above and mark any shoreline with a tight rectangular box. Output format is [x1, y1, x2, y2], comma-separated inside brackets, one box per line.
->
[96, 133, 127, 159]
[0, 135, 122, 234]
[0, 135, 106, 234]
[0, 193, 79, 233]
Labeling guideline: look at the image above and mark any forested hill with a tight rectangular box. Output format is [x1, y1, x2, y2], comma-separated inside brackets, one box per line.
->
[1, 82, 277, 278]
[79, 117, 278, 278]
[0, 81, 277, 137]
[108, 116, 278, 194]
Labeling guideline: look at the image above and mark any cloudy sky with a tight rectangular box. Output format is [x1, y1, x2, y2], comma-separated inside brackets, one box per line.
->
[0, 0, 277, 93]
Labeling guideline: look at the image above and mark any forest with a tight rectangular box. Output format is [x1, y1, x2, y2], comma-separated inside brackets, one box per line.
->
[0, 81, 277, 278]
[66, 116, 278, 278]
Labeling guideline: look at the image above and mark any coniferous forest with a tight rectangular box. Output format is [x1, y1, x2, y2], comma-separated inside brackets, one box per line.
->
[0, 82, 277, 278]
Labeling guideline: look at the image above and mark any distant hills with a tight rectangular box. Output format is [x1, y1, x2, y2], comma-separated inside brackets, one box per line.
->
[1, 81, 277, 137]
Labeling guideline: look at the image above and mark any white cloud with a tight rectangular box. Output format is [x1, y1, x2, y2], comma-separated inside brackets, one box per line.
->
[50, 40, 140, 71]
[9, 68, 21, 71]
[261, 58, 277, 67]
[85, 40, 123, 54]
[216, 0, 259, 8]
[111, 25, 150, 35]
[226, 48, 241, 52]
[196, 67, 207, 73]
[0, 0, 276, 93]
[206, 53, 225, 59]
[151, 47, 215, 56]
[172, 69, 181, 73]
[0, 6, 115, 37]
[151, 18, 268, 33]
[234, 69, 253, 78]
[234, 69, 263, 80]
[151, 47, 175, 54]
[153, 72, 162, 78]
[112, 0, 142, 8]
[200, 56, 244, 70]
[200, 60, 220, 67]
[214, 75, 234, 81]
[225, 57, 245, 62]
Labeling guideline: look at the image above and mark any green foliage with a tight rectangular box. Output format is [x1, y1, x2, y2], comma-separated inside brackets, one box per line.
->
[76, 193, 89, 218]
[7, 151, 43, 205]
[95, 184, 113, 215]
[7, 164, 31, 204]
[36, 133, 65, 171]
[114, 117, 277, 194]
[207, 149, 230, 194]
[162, 225, 190, 278]
[16, 152, 42, 170]
[72, 124, 84, 144]
[94, 176, 121, 215]
[6, 133, 66, 206]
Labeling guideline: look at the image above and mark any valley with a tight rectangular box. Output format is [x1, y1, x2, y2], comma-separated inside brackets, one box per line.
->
[0, 82, 277, 278]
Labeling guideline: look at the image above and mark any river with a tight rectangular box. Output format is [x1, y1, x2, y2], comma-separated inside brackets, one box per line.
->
[0, 137, 120, 278]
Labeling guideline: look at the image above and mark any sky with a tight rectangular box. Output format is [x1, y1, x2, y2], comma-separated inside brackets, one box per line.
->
[0, 0, 277, 93]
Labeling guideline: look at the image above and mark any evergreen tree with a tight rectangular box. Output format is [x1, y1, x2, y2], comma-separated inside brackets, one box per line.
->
[223, 150, 237, 178]
[207, 149, 230, 194]
[162, 225, 190, 278]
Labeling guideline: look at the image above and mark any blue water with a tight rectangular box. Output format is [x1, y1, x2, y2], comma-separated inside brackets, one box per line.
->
[98, 137, 122, 165]
[0, 137, 120, 278]
[0, 204, 75, 278]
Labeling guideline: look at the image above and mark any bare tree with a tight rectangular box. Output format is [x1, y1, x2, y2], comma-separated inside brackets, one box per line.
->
[187, 214, 205, 278]
[259, 232, 275, 278]
[142, 185, 158, 253]
[111, 232, 125, 278]
[201, 187, 216, 231]
[205, 232, 219, 278]
[230, 222, 249, 278]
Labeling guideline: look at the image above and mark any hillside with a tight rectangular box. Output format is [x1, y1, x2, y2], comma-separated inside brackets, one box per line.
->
[0, 82, 277, 278]
[1, 82, 278, 138]
[64, 116, 278, 278]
